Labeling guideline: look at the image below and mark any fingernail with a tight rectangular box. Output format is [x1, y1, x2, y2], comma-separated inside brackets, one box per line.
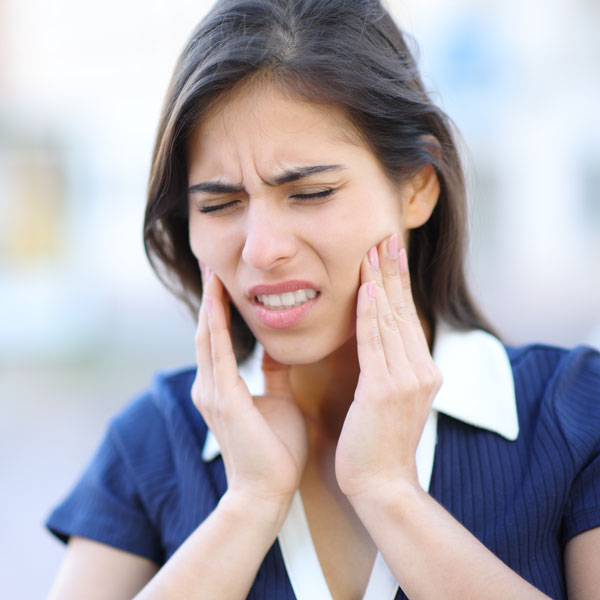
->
[387, 233, 398, 259]
[367, 280, 376, 299]
[368, 246, 379, 269]
[399, 248, 408, 273]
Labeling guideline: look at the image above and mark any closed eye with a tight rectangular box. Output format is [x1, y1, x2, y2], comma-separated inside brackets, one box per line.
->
[196, 188, 334, 214]
[291, 189, 334, 200]
[197, 200, 240, 214]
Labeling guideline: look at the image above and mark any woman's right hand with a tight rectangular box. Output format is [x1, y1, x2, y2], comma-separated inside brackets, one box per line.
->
[192, 266, 308, 509]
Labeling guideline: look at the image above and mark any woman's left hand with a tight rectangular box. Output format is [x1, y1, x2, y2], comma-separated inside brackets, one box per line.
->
[335, 233, 443, 499]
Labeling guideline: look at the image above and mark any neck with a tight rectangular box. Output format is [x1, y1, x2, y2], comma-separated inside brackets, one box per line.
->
[290, 334, 360, 440]
[289, 313, 433, 441]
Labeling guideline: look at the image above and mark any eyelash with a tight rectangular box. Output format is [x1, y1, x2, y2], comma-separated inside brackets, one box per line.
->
[198, 189, 334, 214]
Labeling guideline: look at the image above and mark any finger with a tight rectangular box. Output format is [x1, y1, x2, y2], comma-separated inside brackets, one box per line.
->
[193, 294, 215, 413]
[222, 288, 232, 330]
[196, 262, 216, 395]
[206, 286, 246, 401]
[201, 263, 232, 329]
[379, 235, 430, 360]
[355, 278, 388, 378]
[261, 351, 292, 397]
[361, 245, 409, 376]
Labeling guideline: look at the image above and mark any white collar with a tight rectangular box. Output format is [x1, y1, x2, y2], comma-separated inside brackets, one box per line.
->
[199, 325, 518, 599]
[431, 322, 519, 441]
[201, 323, 518, 462]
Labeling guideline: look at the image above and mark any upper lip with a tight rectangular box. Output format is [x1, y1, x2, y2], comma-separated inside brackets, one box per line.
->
[248, 280, 319, 297]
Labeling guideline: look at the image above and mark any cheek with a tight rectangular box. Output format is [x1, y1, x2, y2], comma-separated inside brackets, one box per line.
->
[188, 217, 205, 261]
[189, 219, 237, 270]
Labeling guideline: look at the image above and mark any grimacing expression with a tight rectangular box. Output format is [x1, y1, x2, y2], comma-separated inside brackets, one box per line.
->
[187, 82, 431, 365]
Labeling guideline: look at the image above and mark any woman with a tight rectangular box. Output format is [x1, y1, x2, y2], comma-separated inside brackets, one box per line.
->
[46, 0, 600, 598]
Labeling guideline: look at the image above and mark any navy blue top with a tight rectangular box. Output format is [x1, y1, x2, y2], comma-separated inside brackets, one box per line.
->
[47, 344, 600, 599]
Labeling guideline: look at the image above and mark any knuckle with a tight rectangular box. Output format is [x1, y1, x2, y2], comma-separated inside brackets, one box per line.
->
[420, 363, 443, 392]
[382, 312, 398, 331]
[404, 374, 420, 395]
[400, 269, 412, 286]
[191, 381, 209, 412]
[433, 367, 443, 391]
[384, 268, 401, 280]
[368, 332, 383, 351]
[391, 301, 416, 323]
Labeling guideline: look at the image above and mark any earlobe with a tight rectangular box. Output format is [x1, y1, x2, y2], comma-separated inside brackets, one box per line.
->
[403, 163, 440, 230]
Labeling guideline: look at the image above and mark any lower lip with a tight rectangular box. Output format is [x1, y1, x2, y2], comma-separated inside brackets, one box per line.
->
[252, 295, 319, 329]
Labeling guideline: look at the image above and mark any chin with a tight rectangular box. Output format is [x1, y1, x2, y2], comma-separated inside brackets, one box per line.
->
[258, 327, 356, 366]
[263, 344, 326, 366]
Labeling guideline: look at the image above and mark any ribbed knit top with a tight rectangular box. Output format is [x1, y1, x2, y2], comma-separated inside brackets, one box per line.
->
[47, 343, 600, 599]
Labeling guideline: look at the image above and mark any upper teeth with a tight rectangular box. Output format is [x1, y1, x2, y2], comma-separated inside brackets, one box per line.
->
[257, 288, 317, 309]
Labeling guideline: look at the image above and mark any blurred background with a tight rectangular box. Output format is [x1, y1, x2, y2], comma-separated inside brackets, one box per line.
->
[1, 0, 598, 596]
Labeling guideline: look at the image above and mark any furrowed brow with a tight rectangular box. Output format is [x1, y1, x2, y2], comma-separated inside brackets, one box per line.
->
[272, 164, 345, 185]
[188, 164, 345, 194]
[188, 182, 244, 195]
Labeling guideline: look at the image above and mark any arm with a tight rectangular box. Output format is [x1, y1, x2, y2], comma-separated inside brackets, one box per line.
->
[336, 234, 552, 599]
[351, 496, 600, 600]
[134, 492, 289, 599]
[565, 527, 600, 600]
[48, 537, 158, 600]
[48, 493, 287, 600]
[49, 269, 307, 599]
[349, 480, 548, 599]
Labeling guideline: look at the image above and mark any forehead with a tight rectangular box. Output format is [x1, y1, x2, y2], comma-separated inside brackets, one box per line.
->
[186, 80, 366, 177]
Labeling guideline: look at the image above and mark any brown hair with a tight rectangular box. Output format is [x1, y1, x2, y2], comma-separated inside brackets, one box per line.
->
[144, 0, 495, 361]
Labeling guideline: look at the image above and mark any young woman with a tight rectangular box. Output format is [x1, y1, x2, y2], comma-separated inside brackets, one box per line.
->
[46, 1, 600, 598]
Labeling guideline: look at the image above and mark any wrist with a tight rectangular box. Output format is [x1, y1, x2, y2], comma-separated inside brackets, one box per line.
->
[346, 474, 424, 517]
[219, 489, 294, 533]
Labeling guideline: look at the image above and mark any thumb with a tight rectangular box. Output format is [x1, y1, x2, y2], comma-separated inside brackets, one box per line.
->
[262, 351, 292, 396]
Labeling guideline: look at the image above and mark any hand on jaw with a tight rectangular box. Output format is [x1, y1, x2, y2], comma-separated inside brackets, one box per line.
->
[194, 232, 440, 511]
[193, 263, 308, 518]
[335, 232, 442, 501]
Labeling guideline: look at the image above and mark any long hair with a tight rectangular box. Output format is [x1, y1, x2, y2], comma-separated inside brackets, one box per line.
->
[144, 0, 495, 361]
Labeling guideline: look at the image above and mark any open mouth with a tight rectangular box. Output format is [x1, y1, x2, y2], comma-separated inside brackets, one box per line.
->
[255, 288, 318, 310]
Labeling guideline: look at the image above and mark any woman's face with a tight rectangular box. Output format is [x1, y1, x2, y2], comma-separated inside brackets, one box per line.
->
[187, 83, 417, 365]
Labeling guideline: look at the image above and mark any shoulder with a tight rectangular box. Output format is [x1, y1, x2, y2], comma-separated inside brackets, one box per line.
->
[110, 366, 202, 435]
[506, 343, 600, 457]
[506, 342, 600, 406]
[106, 366, 207, 468]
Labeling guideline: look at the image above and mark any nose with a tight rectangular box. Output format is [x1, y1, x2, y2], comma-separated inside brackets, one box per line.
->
[241, 199, 297, 271]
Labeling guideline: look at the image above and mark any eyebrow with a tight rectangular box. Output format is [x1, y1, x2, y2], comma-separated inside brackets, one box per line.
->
[188, 164, 345, 195]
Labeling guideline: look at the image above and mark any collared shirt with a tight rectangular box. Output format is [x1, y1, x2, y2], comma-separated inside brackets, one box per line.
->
[47, 328, 600, 599]
[201, 323, 520, 599]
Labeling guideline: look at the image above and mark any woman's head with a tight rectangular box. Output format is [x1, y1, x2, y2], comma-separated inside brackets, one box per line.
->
[144, 0, 493, 362]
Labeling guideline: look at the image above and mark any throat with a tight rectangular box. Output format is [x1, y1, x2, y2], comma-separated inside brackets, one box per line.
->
[290, 337, 360, 439]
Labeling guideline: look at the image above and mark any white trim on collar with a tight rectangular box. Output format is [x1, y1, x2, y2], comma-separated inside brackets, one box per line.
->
[432, 322, 519, 441]
[201, 324, 518, 461]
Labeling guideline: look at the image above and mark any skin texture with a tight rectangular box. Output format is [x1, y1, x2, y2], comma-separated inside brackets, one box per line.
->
[186, 82, 434, 369]
[47, 83, 600, 599]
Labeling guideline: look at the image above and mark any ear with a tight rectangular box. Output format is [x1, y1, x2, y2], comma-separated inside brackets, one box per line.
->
[402, 162, 440, 230]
